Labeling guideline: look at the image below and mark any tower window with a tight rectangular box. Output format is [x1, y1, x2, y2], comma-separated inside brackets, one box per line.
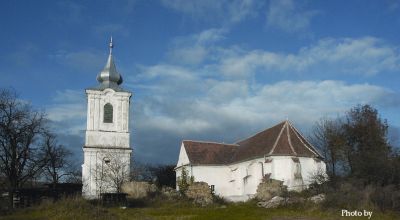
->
[103, 103, 113, 123]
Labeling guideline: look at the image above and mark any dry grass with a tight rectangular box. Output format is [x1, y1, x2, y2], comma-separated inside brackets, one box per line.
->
[0, 196, 116, 220]
[0, 197, 399, 220]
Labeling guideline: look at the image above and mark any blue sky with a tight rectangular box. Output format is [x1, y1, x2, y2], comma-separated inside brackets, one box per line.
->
[1, 0, 400, 164]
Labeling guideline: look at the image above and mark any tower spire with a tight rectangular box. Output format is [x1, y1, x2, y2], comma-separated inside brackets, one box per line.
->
[109, 36, 113, 55]
[95, 37, 123, 88]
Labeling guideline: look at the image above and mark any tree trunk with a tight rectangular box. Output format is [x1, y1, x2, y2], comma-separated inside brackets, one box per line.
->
[8, 189, 15, 210]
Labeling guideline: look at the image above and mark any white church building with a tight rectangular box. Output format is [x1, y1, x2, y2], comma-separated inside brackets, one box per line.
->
[82, 39, 132, 199]
[175, 120, 326, 202]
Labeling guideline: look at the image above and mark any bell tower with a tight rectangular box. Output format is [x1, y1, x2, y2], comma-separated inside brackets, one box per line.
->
[82, 38, 132, 198]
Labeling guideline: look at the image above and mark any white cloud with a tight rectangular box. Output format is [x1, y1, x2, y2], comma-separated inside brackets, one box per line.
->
[387, 0, 400, 11]
[167, 28, 227, 65]
[131, 60, 400, 138]
[50, 49, 105, 72]
[206, 80, 249, 102]
[128, 73, 398, 164]
[218, 37, 400, 77]
[126, 35, 400, 141]
[136, 64, 197, 81]
[161, 0, 261, 25]
[47, 89, 86, 135]
[266, 0, 319, 32]
[47, 104, 85, 123]
[52, 89, 84, 103]
[49, 33, 400, 163]
[50, 70, 400, 163]
[141, 115, 212, 136]
[168, 46, 208, 66]
[195, 28, 227, 44]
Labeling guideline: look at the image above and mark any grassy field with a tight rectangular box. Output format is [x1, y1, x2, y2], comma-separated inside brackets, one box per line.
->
[1, 197, 399, 220]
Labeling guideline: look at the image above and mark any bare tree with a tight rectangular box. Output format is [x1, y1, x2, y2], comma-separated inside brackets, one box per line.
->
[149, 164, 176, 188]
[129, 163, 176, 187]
[130, 162, 154, 182]
[0, 88, 47, 208]
[65, 165, 82, 184]
[92, 150, 130, 197]
[41, 131, 73, 189]
[310, 117, 345, 179]
[103, 152, 130, 193]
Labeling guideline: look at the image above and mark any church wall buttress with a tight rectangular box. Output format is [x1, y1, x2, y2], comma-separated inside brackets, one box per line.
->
[86, 95, 97, 131]
[95, 95, 100, 130]
[123, 97, 129, 132]
[89, 97, 93, 130]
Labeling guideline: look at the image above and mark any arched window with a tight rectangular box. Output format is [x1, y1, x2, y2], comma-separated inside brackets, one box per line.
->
[103, 103, 113, 123]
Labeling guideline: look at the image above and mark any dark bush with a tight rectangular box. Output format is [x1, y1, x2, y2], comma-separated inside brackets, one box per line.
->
[371, 185, 400, 212]
[322, 181, 373, 210]
[212, 194, 228, 205]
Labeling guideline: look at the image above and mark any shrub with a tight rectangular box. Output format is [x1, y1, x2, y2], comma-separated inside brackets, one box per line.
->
[159, 186, 180, 200]
[212, 194, 228, 205]
[322, 181, 373, 210]
[177, 167, 194, 195]
[371, 185, 400, 212]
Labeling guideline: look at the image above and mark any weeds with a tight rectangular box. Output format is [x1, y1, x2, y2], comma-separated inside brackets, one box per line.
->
[1, 194, 399, 220]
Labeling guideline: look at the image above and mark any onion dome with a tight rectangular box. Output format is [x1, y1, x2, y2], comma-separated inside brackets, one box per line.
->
[96, 37, 123, 87]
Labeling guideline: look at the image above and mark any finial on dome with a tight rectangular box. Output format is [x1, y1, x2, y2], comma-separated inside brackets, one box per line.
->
[95, 37, 123, 88]
[109, 36, 113, 55]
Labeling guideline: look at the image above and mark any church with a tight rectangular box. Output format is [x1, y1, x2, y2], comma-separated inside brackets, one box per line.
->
[175, 120, 326, 202]
[82, 39, 132, 199]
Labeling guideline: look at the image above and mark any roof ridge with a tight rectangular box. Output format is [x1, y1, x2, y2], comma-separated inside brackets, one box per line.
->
[286, 121, 297, 155]
[287, 121, 321, 157]
[235, 121, 286, 144]
[183, 140, 239, 146]
[267, 122, 286, 155]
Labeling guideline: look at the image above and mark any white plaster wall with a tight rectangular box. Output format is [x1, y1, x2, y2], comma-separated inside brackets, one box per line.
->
[176, 158, 266, 200]
[176, 165, 231, 196]
[82, 148, 132, 199]
[270, 156, 326, 190]
[299, 157, 326, 185]
[176, 144, 190, 167]
[86, 89, 131, 133]
[191, 166, 231, 196]
[85, 131, 130, 148]
[82, 88, 132, 199]
[270, 156, 295, 188]
[175, 146, 326, 202]
[228, 158, 265, 198]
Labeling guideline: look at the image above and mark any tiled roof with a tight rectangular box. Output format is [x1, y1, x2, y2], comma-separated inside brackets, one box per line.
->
[182, 141, 238, 165]
[182, 120, 322, 165]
